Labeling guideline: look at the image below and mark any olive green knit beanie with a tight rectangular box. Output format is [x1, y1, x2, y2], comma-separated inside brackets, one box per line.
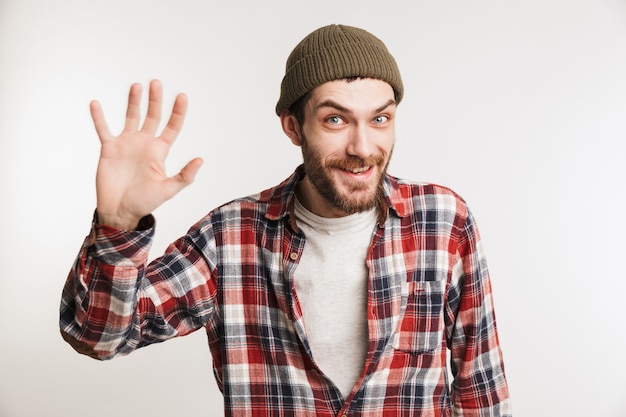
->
[275, 24, 404, 115]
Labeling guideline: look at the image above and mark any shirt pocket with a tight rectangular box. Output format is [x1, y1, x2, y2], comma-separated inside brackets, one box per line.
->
[392, 280, 446, 354]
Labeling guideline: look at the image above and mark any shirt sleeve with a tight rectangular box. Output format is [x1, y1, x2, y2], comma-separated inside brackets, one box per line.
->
[445, 209, 512, 416]
[59, 214, 218, 360]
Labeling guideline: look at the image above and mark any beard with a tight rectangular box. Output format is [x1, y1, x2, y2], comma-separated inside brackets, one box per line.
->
[300, 134, 392, 215]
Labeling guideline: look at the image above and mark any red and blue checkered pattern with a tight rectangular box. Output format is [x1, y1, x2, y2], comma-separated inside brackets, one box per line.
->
[60, 165, 511, 416]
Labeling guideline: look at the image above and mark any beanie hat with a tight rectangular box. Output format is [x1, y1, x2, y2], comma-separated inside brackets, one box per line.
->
[275, 24, 404, 115]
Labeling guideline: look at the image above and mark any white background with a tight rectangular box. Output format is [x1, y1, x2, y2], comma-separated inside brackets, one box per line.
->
[1, 1, 625, 416]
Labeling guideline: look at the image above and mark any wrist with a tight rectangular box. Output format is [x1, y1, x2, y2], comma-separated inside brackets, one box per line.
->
[95, 211, 143, 231]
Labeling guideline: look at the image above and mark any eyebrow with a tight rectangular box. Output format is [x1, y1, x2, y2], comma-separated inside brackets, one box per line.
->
[314, 99, 397, 115]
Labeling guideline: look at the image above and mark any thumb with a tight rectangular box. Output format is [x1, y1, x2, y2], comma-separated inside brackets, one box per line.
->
[163, 157, 204, 198]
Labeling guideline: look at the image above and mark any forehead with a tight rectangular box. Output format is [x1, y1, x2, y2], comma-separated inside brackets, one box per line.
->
[306, 78, 396, 113]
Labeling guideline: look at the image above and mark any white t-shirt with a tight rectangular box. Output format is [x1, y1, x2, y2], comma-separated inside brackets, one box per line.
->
[293, 198, 377, 399]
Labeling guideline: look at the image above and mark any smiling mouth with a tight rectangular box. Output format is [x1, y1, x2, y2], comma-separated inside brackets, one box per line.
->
[345, 166, 371, 174]
[330, 155, 384, 177]
[335, 164, 371, 171]
[335, 165, 376, 181]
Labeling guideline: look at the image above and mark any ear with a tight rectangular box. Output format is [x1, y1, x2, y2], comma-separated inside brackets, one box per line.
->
[280, 111, 303, 146]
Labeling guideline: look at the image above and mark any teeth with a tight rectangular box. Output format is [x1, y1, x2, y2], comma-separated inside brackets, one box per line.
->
[351, 167, 369, 174]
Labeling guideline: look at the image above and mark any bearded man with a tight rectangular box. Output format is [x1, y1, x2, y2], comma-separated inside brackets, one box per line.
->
[60, 24, 512, 417]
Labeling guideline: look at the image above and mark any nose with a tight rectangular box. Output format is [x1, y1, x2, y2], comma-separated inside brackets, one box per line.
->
[346, 124, 374, 158]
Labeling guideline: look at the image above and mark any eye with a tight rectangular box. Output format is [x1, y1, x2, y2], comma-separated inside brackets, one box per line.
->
[326, 115, 345, 126]
[373, 115, 389, 125]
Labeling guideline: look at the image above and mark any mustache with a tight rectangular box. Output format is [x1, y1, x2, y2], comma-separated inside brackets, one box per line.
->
[326, 155, 385, 170]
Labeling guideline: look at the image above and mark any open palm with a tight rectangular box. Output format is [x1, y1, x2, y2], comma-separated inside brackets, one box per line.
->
[92, 80, 203, 229]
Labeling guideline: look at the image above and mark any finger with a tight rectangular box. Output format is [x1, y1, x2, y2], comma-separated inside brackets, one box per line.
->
[141, 79, 163, 134]
[163, 157, 204, 199]
[123, 83, 143, 132]
[90, 100, 112, 143]
[177, 157, 204, 185]
[159, 93, 188, 144]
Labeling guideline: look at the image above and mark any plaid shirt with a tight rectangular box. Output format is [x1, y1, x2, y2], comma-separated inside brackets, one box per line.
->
[60, 165, 511, 416]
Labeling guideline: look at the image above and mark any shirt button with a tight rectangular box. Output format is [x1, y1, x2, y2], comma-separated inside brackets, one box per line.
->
[290, 252, 298, 261]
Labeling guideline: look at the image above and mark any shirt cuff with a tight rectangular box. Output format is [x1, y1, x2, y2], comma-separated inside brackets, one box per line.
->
[86, 211, 155, 265]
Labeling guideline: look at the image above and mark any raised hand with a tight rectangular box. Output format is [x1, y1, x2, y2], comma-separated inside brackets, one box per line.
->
[91, 80, 203, 230]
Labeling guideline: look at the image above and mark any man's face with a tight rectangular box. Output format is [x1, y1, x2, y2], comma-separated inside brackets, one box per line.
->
[294, 78, 396, 218]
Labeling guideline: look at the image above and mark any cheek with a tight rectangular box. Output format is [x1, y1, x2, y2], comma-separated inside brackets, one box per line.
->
[377, 134, 395, 156]
[306, 140, 346, 161]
